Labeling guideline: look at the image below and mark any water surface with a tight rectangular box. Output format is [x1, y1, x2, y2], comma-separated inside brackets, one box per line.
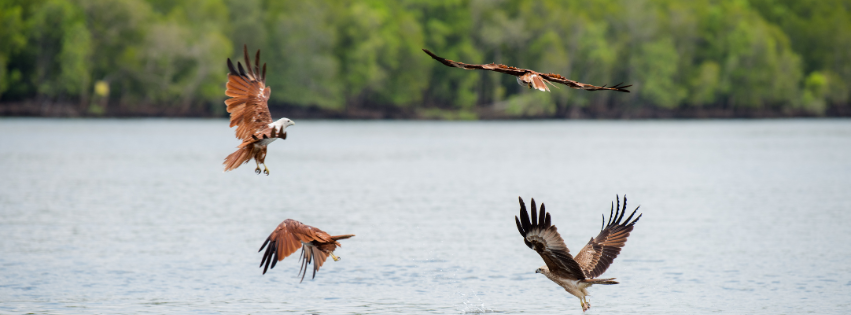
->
[1, 119, 850, 314]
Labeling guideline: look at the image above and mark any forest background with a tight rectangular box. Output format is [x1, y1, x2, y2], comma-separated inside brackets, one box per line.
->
[1, 0, 850, 119]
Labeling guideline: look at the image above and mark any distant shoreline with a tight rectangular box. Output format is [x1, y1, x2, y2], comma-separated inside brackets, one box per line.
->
[2, 101, 849, 120]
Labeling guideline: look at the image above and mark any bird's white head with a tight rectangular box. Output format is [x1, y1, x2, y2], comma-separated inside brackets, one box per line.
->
[536, 266, 549, 274]
[269, 118, 295, 132]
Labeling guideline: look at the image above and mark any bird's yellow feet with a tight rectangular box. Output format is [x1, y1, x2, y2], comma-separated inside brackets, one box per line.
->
[331, 253, 340, 261]
[263, 165, 269, 176]
[254, 165, 261, 175]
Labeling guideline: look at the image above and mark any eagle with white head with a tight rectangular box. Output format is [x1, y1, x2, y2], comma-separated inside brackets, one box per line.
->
[222, 45, 294, 175]
[516, 196, 641, 312]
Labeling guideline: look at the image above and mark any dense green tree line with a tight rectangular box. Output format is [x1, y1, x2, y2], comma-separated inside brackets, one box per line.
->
[1, 0, 849, 118]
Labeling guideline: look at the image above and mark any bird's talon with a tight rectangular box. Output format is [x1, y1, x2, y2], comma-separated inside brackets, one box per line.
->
[264, 169, 269, 176]
[255, 168, 261, 175]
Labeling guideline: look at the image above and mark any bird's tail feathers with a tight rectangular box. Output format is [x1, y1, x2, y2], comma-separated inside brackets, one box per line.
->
[583, 278, 618, 285]
[223, 144, 255, 172]
[531, 74, 550, 92]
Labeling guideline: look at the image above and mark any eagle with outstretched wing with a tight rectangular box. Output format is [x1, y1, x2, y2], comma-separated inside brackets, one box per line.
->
[258, 219, 354, 282]
[423, 49, 631, 93]
[515, 196, 641, 312]
[223, 45, 295, 175]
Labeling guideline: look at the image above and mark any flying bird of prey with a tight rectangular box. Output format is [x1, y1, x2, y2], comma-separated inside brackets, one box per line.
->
[258, 219, 354, 282]
[515, 196, 641, 312]
[423, 49, 631, 93]
[223, 45, 294, 175]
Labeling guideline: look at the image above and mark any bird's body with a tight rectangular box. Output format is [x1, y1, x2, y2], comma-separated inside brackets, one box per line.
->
[539, 269, 590, 298]
[516, 196, 641, 312]
[423, 49, 631, 93]
[256, 119, 292, 146]
[222, 45, 295, 175]
[258, 219, 354, 282]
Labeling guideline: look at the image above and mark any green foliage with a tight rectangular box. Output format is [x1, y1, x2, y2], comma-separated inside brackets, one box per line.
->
[1, 0, 850, 117]
[751, 0, 851, 112]
[802, 71, 828, 115]
[264, 0, 342, 109]
[0, 1, 27, 98]
[28, 0, 90, 100]
[633, 38, 686, 109]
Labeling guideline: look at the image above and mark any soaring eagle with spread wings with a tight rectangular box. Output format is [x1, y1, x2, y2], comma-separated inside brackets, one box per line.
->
[258, 219, 354, 282]
[423, 49, 631, 93]
[515, 196, 641, 312]
[223, 45, 294, 175]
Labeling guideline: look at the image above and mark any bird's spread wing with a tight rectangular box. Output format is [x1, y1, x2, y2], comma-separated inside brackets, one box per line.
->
[516, 197, 586, 280]
[573, 195, 642, 279]
[422, 49, 529, 76]
[258, 219, 336, 281]
[540, 73, 632, 92]
[225, 45, 273, 141]
[423, 48, 631, 93]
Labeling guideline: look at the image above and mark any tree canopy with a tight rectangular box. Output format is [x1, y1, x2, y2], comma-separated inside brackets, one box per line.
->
[1, 0, 849, 118]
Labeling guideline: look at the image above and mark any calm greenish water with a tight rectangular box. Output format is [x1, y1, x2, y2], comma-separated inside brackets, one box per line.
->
[1, 119, 850, 314]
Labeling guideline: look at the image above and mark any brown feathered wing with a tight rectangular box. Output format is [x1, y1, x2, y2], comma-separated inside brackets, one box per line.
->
[257, 219, 353, 282]
[423, 49, 631, 92]
[573, 195, 642, 279]
[515, 197, 587, 281]
[225, 44, 272, 141]
[422, 48, 529, 76]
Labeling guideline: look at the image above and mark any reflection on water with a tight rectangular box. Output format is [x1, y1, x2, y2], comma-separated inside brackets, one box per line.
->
[1, 119, 850, 314]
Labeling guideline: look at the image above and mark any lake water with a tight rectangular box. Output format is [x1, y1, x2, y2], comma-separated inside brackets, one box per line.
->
[1, 119, 850, 314]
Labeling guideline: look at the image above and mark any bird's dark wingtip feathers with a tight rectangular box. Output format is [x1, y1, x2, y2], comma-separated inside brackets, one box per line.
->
[616, 196, 627, 224]
[603, 195, 643, 228]
[237, 62, 247, 77]
[623, 207, 639, 226]
[614, 83, 632, 92]
[625, 206, 643, 226]
[519, 200, 531, 234]
[631, 213, 643, 226]
[227, 58, 237, 74]
[258, 236, 270, 252]
[531, 200, 539, 227]
[270, 254, 278, 269]
[515, 215, 525, 236]
[243, 45, 252, 76]
[262, 249, 273, 274]
[607, 202, 614, 227]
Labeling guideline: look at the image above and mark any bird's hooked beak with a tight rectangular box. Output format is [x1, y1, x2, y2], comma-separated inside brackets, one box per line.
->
[288, 120, 295, 127]
[535, 268, 541, 274]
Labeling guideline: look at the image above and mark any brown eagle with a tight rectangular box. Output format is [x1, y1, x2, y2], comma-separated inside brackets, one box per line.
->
[258, 219, 354, 282]
[223, 45, 294, 175]
[515, 196, 641, 312]
[423, 49, 631, 93]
